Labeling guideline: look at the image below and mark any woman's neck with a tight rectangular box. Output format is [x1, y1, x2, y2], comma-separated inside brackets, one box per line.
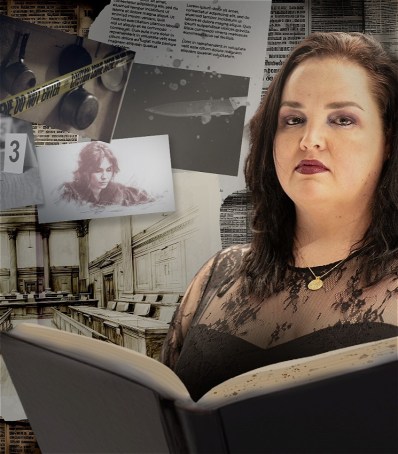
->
[90, 186, 102, 201]
[294, 206, 370, 267]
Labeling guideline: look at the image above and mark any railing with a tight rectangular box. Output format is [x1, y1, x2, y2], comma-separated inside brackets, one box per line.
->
[52, 308, 109, 342]
[0, 309, 13, 332]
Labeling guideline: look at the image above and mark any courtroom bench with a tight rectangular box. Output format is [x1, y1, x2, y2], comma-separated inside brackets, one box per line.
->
[0, 298, 98, 319]
[109, 293, 181, 323]
[67, 305, 171, 359]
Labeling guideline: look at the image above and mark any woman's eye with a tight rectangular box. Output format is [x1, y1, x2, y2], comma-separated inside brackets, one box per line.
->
[106, 167, 112, 172]
[331, 116, 354, 127]
[285, 116, 304, 126]
[280, 115, 305, 126]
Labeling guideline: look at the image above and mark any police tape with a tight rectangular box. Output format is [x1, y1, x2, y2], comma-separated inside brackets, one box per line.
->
[0, 49, 135, 117]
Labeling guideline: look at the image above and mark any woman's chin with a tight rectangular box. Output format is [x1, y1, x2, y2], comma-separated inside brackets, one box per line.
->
[289, 190, 334, 208]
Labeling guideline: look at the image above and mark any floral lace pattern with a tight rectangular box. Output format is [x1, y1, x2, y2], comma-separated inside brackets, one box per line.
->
[161, 245, 398, 400]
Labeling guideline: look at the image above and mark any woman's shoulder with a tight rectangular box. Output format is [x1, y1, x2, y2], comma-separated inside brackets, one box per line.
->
[57, 181, 82, 202]
[210, 243, 250, 275]
[194, 244, 249, 273]
[107, 182, 155, 205]
[190, 244, 250, 294]
[216, 243, 250, 262]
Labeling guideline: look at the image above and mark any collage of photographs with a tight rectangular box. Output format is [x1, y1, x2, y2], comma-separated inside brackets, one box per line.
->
[0, 1, 397, 453]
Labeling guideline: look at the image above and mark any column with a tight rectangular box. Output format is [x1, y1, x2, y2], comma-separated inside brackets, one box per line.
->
[76, 220, 90, 292]
[40, 227, 51, 290]
[7, 229, 18, 292]
[121, 216, 134, 292]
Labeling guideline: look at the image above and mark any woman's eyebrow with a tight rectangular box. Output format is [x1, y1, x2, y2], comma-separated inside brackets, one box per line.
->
[326, 101, 364, 110]
[279, 101, 302, 108]
[280, 100, 364, 111]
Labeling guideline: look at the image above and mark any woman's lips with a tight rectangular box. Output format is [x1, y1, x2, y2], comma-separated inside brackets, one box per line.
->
[295, 160, 329, 174]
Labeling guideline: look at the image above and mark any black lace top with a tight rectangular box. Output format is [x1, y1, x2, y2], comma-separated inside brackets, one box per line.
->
[161, 245, 398, 401]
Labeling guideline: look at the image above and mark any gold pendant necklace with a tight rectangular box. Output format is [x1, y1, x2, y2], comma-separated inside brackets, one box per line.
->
[306, 257, 347, 291]
[307, 276, 324, 290]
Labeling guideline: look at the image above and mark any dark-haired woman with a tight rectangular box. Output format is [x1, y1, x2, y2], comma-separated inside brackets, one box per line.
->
[58, 141, 154, 207]
[161, 32, 398, 402]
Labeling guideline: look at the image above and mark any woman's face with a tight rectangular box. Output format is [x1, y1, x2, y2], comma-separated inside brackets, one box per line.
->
[273, 57, 387, 214]
[89, 157, 113, 191]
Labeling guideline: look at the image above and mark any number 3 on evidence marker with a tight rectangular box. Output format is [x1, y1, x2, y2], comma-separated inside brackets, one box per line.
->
[4, 133, 27, 174]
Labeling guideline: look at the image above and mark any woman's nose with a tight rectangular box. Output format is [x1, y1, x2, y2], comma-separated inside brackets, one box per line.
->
[299, 124, 326, 152]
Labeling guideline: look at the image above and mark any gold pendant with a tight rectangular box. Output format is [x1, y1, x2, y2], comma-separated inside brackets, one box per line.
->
[308, 277, 323, 291]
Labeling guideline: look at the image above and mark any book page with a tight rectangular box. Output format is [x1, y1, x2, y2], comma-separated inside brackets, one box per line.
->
[90, 0, 272, 122]
[197, 336, 398, 409]
[263, 1, 309, 94]
[309, 0, 364, 32]
[88, 1, 271, 175]
[364, 0, 398, 56]
[7, 0, 78, 33]
[32, 124, 80, 146]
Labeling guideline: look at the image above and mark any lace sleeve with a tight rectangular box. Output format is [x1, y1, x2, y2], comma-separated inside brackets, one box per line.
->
[160, 253, 219, 369]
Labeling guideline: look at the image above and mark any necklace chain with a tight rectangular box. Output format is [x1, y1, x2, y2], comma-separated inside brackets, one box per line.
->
[298, 252, 351, 291]
[307, 257, 347, 281]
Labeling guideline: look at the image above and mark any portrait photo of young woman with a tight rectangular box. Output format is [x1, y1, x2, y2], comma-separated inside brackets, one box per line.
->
[58, 141, 154, 208]
[37, 135, 175, 223]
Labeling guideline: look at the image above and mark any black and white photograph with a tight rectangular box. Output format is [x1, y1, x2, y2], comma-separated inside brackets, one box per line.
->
[0, 15, 134, 142]
[36, 136, 175, 223]
[0, 114, 44, 210]
[113, 63, 250, 175]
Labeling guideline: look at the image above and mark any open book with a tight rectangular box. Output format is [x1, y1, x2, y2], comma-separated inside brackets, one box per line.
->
[2, 323, 397, 453]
